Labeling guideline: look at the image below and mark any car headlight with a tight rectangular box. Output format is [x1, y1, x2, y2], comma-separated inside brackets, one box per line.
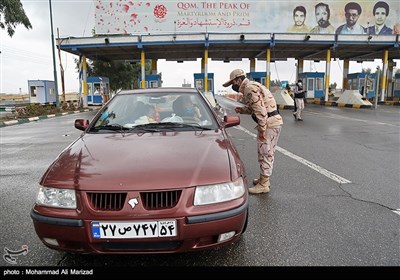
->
[36, 187, 76, 209]
[194, 177, 245, 206]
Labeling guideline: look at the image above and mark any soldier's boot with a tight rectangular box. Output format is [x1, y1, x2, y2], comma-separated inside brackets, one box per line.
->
[252, 174, 270, 186]
[248, 175, 270, 194]
[252, 176, 261, 185]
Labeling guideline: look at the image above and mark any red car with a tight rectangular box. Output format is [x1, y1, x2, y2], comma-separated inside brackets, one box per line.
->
[31, 87, 249, 254]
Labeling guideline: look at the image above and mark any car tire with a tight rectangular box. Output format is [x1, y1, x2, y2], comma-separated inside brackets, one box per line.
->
[241, 208, 249, 233]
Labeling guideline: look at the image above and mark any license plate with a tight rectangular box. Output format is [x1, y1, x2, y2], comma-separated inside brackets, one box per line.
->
[91, 220, 177, 239]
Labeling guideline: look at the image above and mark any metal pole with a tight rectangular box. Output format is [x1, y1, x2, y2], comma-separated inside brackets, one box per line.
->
[49, 0, 59, 107]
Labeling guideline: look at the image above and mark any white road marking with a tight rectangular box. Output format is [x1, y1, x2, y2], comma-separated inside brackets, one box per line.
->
[393, 209, 400, 216]
[234, 125, 352, 184]
[307, 111, 399, 127]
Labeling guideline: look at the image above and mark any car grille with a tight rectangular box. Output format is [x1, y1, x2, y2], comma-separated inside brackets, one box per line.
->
[140, 190, 182, 210]
[87, 192, 127, 211]
[86, 190, 182, 211]
[100, 241, 182, 251]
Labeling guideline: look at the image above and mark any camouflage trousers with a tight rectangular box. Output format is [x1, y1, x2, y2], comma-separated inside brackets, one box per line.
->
[257, 125, 282, 177]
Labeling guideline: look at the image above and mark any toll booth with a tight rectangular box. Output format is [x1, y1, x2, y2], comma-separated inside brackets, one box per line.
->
[138, 74, 162, 88]
[87, 76, 110, 105]
[393, 73, 400, 98]
[247, 72, 267, 85]
[347, 73, 376, 99]
[298, 72, 325, 99]
[28, 80, 56, 104]
[194, 73, 214, 96]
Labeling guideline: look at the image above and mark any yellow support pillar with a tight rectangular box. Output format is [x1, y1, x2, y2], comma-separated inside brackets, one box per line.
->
[380, 50, 388, 102]
[204, 49, 208, 92]
[141, 50, 146, 89]
[82, 55, 88, 108]
[324, 49, 331, 102]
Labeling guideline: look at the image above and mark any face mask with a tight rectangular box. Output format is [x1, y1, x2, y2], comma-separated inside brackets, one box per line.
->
[185, 107, 194, 114]
[297, 82, 302, 87]
[232, 84, 240, 92]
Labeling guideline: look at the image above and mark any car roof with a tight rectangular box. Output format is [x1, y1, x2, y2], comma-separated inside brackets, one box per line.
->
[117, 87, 199, 95]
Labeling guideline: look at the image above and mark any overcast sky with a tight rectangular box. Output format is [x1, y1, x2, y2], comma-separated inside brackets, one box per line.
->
[0, 0, 398, 94]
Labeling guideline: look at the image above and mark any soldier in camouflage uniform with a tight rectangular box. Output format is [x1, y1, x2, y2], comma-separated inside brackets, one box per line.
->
[223, 69, 283, 194]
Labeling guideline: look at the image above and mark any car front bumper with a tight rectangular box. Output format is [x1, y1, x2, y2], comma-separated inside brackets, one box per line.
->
[30, 200, 248, 254]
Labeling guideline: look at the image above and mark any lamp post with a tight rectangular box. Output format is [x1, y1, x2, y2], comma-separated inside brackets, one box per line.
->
[49, 0, 59, 107]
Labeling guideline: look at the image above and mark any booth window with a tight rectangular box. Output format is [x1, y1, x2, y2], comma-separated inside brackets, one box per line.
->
[360, 78, 365, 90]
[367, 79, 374, 91]
[49, 88, 55, 95]
[195, 79, 203, 89]
[30, 86, 37, 97]
[316, 78, 323, 90]
[150, 81, 158, 88]
[94, 83, 101, 95]
[207, 79, 212, 91]
[307, 78, 314, 91]
[352, 79, 358, 90]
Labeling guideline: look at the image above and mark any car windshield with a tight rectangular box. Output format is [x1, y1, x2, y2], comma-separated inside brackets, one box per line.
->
[90, 90, 219, 133]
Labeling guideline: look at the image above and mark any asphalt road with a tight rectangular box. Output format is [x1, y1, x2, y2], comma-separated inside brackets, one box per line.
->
[0, 99, 399, 273]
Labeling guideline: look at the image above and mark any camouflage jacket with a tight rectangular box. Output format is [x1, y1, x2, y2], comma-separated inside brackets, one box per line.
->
[237, 78, 283, 132]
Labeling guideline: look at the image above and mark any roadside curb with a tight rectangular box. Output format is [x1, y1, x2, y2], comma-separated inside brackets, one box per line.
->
[278, 104, 295, 110]
[308, 99, 371, 109]
[0, 108, 97, 128]
[308, 99, 400, 108]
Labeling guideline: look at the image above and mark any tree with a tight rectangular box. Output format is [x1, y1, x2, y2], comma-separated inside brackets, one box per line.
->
[270, 79, 281, 87]
[362, 68, 372, 74]
[0, 0, 32, 37]
[91, 60, 135, 92]
[75, 58, 153, 93]
[329, 82, 337, 89]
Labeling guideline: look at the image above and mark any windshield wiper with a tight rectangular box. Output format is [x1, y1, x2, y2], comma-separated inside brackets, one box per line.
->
[92, 124, 128, 132]
[127, 124, 162, 133]
[90, 124, 133, 136]
[158, 122, 212, 130]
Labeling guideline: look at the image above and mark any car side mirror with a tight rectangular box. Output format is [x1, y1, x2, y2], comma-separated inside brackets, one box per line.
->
[75, 119, 89, 131]
[224, 115, 240, 128]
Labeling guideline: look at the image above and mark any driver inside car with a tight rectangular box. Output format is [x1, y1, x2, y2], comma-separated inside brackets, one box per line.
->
[172, 96, 202, 121]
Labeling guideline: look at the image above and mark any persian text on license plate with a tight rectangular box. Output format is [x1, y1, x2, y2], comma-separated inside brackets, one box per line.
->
[91, 220, 177, 239]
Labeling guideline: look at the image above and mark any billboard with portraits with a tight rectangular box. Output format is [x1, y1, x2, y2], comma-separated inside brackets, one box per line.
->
[94, 0, 399, 35]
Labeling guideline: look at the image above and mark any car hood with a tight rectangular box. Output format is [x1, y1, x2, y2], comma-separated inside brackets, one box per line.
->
[41, 130, 236, 190]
